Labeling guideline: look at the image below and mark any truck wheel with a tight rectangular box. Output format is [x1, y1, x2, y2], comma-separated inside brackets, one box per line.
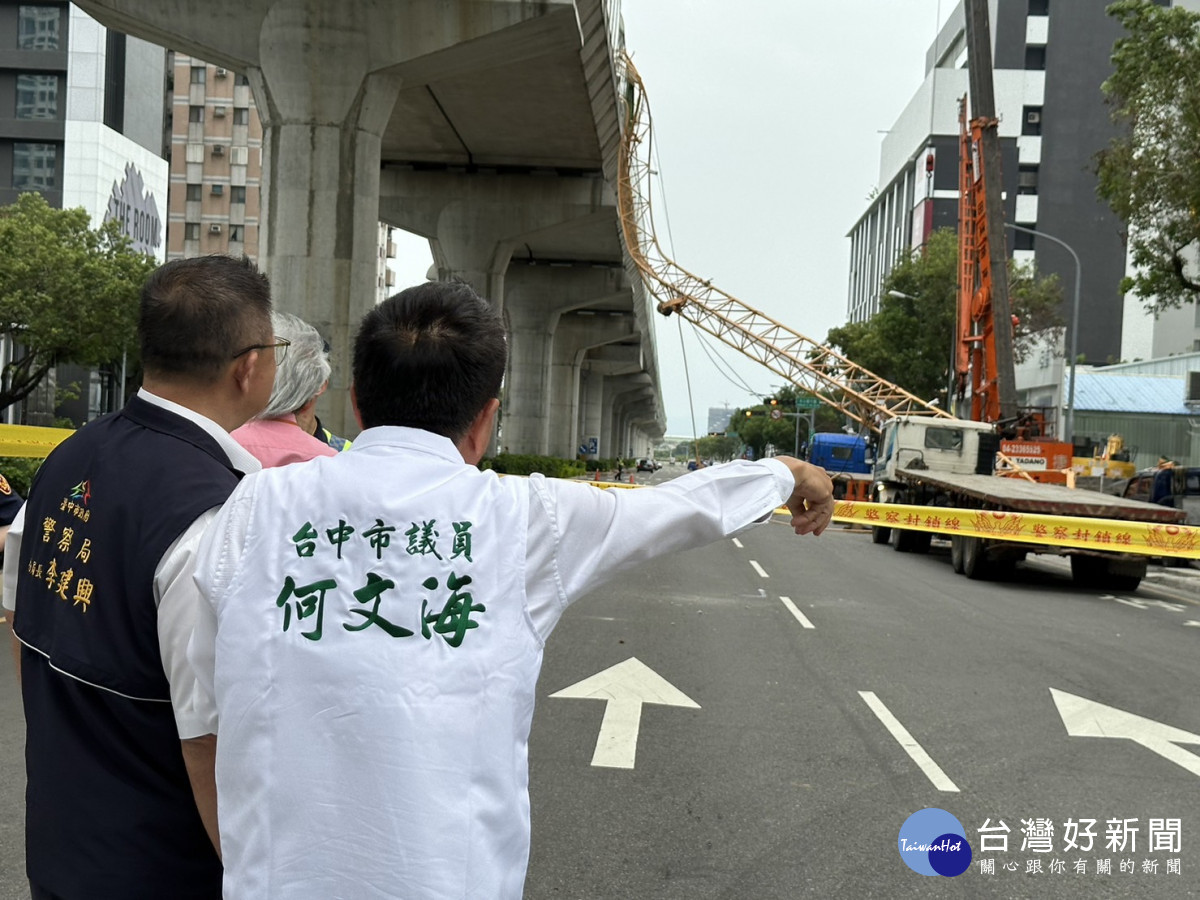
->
[962, 537, 992, 580]
[950, 536, 965, 573]
[1106, 556, 1147, 592]
[871, 525, 891, 545]
[1070, 554, 1106, 588]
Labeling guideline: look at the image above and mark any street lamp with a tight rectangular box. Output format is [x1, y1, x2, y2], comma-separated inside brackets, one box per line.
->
[1003, 222, 1081, 442]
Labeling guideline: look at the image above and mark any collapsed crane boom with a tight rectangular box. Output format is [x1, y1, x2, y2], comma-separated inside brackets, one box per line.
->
[617, 55, 952, 435]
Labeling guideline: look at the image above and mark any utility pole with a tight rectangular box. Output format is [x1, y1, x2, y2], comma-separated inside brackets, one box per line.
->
[964, 0, 1018, 421]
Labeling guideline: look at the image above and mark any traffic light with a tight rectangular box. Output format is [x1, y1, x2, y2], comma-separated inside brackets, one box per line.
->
[766, 397, 778, 407]
[745, 410, 754, 418]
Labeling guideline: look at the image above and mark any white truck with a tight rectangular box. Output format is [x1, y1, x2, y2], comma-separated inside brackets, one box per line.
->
[870, 416, 1186, 590]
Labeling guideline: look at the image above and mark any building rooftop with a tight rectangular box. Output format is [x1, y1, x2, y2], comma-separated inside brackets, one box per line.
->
[1072, 371, 1189, 415]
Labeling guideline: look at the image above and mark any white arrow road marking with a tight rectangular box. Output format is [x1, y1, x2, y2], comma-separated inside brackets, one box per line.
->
[749, 560, 769, 578]
[779, 596, 814, 629]
[859, 691, 960, 792]
[732, 538, 744, 548]
[550, 657, 700, 769]
[1050, 688, 1200, 778]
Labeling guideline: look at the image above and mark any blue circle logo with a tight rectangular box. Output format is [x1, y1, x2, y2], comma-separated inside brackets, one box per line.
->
[898, 808, 972, 877]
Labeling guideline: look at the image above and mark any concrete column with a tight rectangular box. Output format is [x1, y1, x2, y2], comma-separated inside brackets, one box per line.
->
[498, 265, 626, 455]
[602, 375, 652, 459]
[251, 1, 404, 437]
[547, 306, 632, 458]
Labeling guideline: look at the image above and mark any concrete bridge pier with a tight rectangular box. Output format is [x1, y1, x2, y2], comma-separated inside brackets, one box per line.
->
[251, 3, 406, 437]
[548, 304, 636, 458]
[602, 374, 652, 459]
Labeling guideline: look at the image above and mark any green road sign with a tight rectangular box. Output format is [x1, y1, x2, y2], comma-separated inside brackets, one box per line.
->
[795, 396, 821, 409]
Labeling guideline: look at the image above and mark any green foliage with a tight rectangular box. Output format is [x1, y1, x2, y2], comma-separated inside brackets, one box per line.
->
[482, 454, 586, 478]
[825, 229, 1065, 404]
[0, 193, 157, 413]
[694, 434, 740, 462]
[1097, 0, 1200, 313]
[0, 456, 43, 497]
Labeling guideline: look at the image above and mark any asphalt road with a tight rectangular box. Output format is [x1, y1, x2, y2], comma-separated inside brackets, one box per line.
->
[1, 464, 1198, 898]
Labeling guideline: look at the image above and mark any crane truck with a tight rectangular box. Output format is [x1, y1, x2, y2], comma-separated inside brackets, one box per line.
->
[615, 54, 1186, 592]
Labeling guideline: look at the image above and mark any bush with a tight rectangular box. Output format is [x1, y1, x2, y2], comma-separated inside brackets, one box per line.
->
[0, 457, 44, 497]
[482, 454, 586, 478]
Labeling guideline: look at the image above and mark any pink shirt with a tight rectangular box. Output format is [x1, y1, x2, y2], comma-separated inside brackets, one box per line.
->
[231, 415, 339, 468]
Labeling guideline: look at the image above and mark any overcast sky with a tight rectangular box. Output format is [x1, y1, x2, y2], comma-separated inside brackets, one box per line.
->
[390, 1, 953, 439]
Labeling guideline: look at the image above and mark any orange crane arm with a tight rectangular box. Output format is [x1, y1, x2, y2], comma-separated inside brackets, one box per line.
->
[617, 56, 952, 435]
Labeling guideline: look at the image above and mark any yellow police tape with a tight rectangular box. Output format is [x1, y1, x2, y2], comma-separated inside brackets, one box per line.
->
[587, 480, 1199, 559]
[825, 499, 1200, 560]
[0, 424, 73, 458]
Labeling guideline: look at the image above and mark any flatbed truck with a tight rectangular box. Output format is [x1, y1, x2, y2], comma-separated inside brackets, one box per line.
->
[871, 417, 1185, 590]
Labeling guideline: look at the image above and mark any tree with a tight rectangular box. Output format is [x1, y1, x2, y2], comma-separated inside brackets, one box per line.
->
[0, 192, 157, 412]
[1097, 0, 1200, 313]
[825, 228, 1065, 404]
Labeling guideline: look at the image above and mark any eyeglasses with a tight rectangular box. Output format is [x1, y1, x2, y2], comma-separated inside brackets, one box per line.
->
[232, 337, 290, 364]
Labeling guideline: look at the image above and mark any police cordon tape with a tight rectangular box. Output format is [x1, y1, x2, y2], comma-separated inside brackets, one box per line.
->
[585, 481, 1200, 560]
[829, 499, 1199, 560]
[0, 424, 74, 458]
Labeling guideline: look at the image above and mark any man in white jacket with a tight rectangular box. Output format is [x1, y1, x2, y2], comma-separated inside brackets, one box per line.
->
[190, 281, 834, 899]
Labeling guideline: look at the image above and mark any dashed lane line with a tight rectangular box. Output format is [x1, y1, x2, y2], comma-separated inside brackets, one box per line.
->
[859, 690, 960, 792]
[779, 596, 814, 629]
[749, 560, 769, 579]
[732, 538, 744, 549]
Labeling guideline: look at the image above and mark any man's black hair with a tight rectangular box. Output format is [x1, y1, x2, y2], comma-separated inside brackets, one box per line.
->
[353, 281, 506, 440]
[140, 255, 272, 383]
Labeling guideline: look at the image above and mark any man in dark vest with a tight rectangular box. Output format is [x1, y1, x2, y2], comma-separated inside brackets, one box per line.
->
[3, 255, 277, 899]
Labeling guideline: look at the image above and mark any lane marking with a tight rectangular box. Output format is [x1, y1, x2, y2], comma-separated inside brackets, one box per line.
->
[749, 560, 769, 578]
[858, 691, 960, 792]
[1185, 621, 1200, 628]
[732, 538, 744, 549]
[779, 596, 814, 629]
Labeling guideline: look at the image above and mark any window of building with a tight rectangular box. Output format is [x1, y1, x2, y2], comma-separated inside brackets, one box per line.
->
[184, 223, 200, 241]
[190, 66, 206, 84]
[188, 105, 204, 123]
[186, 183, 201, 202]
[12, 142, 56, 190]
[1017, 165, 1039, 195]
[235, 73, 250, 86]
[231, 185, 246, 204]
[229, 224, 244, 242]
[1029, 0, 1049, 15]
[1012, 229, 1035, 252]
[233, 107, 250, 126]
[1025, 45, 1047, 70]
[1022, 106, 1043, 136]
[15, 73, 58, 119]
[17, 6, 59, 50]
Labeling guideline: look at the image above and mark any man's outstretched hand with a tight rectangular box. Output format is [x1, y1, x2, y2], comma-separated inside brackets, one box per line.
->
[776, 457, 835, 536]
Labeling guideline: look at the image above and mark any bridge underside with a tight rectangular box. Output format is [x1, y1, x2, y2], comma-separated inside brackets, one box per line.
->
[73, 0, 665, 456]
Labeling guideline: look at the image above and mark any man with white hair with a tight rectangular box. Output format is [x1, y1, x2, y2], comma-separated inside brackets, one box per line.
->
[232, 312, 339, 467]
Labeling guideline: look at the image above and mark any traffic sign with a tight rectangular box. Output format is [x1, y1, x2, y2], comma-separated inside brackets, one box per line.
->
[770, 408, 783, 420]
[795, 396, 820, 409]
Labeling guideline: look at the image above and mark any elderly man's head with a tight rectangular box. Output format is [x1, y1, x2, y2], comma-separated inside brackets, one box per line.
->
[258, 312, 331, 420]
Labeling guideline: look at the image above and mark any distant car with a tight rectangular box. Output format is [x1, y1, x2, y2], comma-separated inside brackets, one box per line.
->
[636, 458, 661, 472]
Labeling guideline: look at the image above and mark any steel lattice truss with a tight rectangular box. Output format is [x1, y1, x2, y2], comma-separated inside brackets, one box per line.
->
[617, 56, 954, 434]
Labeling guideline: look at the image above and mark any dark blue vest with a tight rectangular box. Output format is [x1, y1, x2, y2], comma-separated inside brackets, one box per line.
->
[15, 395, 241, 899]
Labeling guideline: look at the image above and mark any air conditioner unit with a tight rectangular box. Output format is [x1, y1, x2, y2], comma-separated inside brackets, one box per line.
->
[1026, 111, 1041, 124]
[211, 144, 225, 156]
[210, 183, 224, 195]
[215, 67, 228, 77]
[213, 105, 226, 118]
[209, 223, 223, 234]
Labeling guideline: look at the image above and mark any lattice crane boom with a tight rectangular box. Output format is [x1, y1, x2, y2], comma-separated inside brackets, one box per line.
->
[616, 55, 953, 435]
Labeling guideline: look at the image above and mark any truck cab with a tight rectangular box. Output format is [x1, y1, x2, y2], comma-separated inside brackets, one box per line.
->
[875, 416, 998, 485]
[808, 433, 870, 475]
